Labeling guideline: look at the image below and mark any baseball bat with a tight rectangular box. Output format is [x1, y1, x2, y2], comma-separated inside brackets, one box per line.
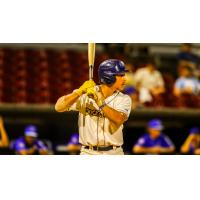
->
[88, 43, 95, 80]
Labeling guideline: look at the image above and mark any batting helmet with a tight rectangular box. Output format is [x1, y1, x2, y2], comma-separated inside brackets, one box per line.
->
[24, 125, 38, 137]
[98, 59, 128, 84]
[148, 119, 163, 130]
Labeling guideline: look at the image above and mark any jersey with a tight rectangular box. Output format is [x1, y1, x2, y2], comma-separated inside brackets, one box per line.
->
[133, 67, 165, 90]
[12, 137, 47, 154]
[69, 86, 132, 146]
[135, 133, 174, 148]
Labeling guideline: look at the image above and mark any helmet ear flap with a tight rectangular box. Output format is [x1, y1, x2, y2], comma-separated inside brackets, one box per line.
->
[101, 75, 116, 84]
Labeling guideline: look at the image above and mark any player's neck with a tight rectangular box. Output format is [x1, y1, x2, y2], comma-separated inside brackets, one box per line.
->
[100, 84, 116, 98]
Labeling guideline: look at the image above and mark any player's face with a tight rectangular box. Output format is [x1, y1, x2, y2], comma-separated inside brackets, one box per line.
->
[148, 128, 161, 138]
[181, 68, 191, 77]
[25, 136, 36, 145]
[114, 74, 126, 91]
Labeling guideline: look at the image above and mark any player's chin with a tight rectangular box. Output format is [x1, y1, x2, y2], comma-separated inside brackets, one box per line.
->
[119, 84, 125, 91]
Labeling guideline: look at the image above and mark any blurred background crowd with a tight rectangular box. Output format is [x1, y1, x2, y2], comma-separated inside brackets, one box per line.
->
[0, 43, 200, 155]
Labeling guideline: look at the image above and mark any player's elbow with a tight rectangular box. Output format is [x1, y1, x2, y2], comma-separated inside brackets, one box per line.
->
[114, 114, 127, 127]
[115, 118, 124, 127]
[55, 104, 62, 112]
[180, 146, 188, 154]
[55, 103, 66, 112]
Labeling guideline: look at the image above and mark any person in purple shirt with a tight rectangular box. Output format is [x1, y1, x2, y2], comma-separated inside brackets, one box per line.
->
[133, 119, 175, 154]
[66, 133, 81, 155]
[180, 127, 200, 155]
[12, 125, 49, 155]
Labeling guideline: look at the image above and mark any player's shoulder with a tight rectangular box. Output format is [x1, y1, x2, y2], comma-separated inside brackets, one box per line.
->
[141, 133, 149, 139]
[161, 133, 169, 139]
[137, 133, 148, 140]
[15, 136, 25, 143]
[136, 133, 148, 145]
[159, 133, 169, 140]
[117, 91, 131, 98]
[115, 91, 132, 102]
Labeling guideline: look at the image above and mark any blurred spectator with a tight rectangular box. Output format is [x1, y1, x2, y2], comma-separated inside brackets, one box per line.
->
[173, 65, 200, 107]
[133, 119, 175, 154]
[123, 86, 143, 109]
[66, 133, 81, 155]
[133, 58, 165, 105]
[12, 125, 49, 155]
[56, 133, 81, 155]
[0, 117, 9, 148]
[177, 43, 199, 66]
[173, 65, 200, 97]
[125, 63, 136, 87]
[177, 44, 200, 78]
[180, 127, 200, 155]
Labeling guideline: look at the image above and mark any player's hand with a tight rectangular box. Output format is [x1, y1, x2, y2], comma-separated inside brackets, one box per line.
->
[86, 87, 98, 100]
[76, 80, 96, 96]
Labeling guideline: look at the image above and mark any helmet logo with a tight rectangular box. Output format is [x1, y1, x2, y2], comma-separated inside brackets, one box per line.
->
[115, 65, 119, 72]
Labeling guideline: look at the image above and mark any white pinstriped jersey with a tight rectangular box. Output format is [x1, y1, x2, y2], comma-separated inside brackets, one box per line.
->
[69, 86, 132, 146]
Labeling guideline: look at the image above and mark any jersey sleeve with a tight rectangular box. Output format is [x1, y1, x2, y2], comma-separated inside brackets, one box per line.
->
[35, 140, 48, 151]
[160, 135, 174, 148]
[68, 91, 84, 111]
[113, 94, 132, 118]
[135, 135, 148, 147]
[14, 140, 26, 152]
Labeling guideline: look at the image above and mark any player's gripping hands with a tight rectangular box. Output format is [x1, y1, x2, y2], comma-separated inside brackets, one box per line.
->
[75, 80, 96, 96]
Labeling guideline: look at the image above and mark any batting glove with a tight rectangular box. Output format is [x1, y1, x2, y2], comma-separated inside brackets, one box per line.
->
[86, 87, 98, 100]
[75, 80, 96, 96]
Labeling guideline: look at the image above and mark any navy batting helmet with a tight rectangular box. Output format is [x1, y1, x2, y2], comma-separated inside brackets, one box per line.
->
[98, 59, 128, 84]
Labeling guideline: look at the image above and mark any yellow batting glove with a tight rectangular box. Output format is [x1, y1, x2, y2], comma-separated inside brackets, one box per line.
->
[75, 80, 96, 96]
[86, 87, 98, 100]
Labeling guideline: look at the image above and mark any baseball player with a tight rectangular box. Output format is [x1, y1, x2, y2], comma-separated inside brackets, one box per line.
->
[133, 119, 175, 154]
[55, 59, 132, 155]
[66, 133, 81, 155]
[0, 117, 9, 148]
[180, 127, 200, 154]
[12, 125, 49, 155]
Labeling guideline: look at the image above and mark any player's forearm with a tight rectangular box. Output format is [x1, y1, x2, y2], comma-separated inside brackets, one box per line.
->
[101, 105, 127, 127]
[159, 147, 175, 154]
[0, 125, 9, 147]
[39, 149, 49, 155]
[55, 92, 80, 112]
[181, 136, 194, 153]
[18, 148, 35, 155]
[133, 146, 153, 154]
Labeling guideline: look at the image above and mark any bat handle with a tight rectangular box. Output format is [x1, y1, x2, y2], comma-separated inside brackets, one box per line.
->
[89, 65, 93, 80]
